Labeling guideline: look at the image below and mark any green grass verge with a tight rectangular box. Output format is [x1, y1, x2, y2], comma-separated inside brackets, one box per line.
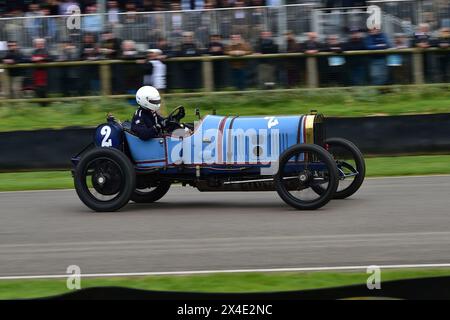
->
[2, 268, 450, 299]
[0, 171, 73, 191]
[1, 155, 449, 192]
[1, 86, 450, 132]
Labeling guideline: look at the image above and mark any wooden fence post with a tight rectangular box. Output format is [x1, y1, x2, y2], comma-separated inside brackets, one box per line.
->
[1, 67, 11, 99]
[413, 50, 425, 85]
[306, 55, 319, 88]
[202, 58, 214, 92]
[100, 63, 112, 96]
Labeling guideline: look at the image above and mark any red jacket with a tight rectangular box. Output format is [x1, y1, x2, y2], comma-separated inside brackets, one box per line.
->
[32, 49, 51, 87]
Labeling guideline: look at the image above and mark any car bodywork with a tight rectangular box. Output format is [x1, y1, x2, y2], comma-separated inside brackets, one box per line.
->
[72, 109, 364, 211]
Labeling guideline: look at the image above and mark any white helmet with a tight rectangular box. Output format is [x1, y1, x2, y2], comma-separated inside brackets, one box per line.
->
[136, 86, 161, 111]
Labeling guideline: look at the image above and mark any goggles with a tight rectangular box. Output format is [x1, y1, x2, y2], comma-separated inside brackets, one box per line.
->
[147, 98, 161, 105]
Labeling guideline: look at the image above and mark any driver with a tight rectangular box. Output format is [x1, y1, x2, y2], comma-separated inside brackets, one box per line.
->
[132, 86, 167, 140]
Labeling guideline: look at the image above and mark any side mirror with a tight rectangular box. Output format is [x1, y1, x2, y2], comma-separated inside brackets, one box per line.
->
[195, 108, 201, 120]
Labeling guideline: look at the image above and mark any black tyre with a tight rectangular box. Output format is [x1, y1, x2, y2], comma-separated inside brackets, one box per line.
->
[312, 138, 365, 199]
[274, 144, 339, 210]
[74, 147, 136, 212]
[131, 181, 171, 203]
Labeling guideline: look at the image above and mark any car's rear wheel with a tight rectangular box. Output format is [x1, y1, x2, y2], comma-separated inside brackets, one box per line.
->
[312, 138, 365, 199]
[131, 181, 171, 203]
[74, 148, 135, 212]
[274, 144, 339, 210]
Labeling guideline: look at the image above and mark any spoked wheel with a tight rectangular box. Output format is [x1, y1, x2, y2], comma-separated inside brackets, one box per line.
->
[274, 144, 339, 210]
[74, 148, 135, 212]
[131, 181, 171, 203]
[312, 138, 365, 199]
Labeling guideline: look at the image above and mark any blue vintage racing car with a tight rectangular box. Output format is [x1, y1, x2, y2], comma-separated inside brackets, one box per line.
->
[72, 107, 365, 212]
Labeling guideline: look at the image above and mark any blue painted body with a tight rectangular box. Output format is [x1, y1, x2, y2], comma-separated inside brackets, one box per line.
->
[91, 114, 320, 176]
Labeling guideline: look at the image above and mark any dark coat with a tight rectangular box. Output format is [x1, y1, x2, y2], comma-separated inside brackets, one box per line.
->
[131, 107, 166, 140]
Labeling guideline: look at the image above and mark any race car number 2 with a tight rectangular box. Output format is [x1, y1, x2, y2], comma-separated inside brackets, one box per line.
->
[100, 125, 113, 147]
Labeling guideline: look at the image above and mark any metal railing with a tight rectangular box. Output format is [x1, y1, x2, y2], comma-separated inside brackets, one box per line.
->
[1, 48, 448, 100]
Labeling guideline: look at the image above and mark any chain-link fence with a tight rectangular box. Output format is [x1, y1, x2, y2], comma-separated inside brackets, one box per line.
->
[0, 4, 317, 52]
[1, 2, 449, 52]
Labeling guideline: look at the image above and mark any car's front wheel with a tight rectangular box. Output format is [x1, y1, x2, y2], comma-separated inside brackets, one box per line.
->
[312, 138, 365, 199]
[74, 147, 135, 212]
[274, 144, 339, 210]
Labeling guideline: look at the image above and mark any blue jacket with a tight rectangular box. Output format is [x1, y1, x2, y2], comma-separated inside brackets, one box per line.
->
[131, 108, 166, 140]
[364, 32, 391, 50]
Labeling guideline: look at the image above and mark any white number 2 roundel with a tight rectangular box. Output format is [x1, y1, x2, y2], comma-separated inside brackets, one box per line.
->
[100, 126, 113, 147]
[264, 116, 279, 129]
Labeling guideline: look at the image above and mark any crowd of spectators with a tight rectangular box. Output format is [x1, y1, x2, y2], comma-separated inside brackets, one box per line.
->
[0, 0, 318, 16]
[0, 1, 449, 99]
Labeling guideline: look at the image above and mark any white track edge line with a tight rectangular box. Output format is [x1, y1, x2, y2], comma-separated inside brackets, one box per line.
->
[3, 263, 450, 280]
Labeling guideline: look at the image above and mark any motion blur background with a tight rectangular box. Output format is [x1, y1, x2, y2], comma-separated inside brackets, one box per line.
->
[1, 1, 450, 300]
[0, 0, 449, 98]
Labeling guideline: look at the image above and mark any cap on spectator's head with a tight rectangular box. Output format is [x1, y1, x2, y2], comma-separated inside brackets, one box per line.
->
[147, 49, 162, 55]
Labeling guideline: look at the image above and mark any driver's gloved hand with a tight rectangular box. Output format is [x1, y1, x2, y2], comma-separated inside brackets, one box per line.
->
[155, 123, 162, 133]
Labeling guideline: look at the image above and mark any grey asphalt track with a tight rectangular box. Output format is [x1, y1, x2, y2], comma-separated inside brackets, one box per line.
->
[1, 175, 450, 277]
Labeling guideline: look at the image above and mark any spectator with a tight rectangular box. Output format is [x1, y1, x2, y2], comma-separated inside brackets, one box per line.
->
[284, 31, 301, 88]
[106, 0, 121, 26]
[100, 31, 122, 59]
[80, 33, 100, 61]
[177, 31, 201, 90]
[3, 10, 24, 44]
[58, 41, 81, 96]
[59, 0, 79, 15]
[181, 0, 204, 10]
[301, 32, 322, 54]
[40, 6, 58, 41]
[323, 34, 345, 86]
[46, 0, 60, 15]
[414, 23, 434, 82]
[31, 38, 52, 104]
[141, 49, 167, 92]
[100, 30, 122, 93]
[80, 34, 100, 94]
[232, 0, 250, 40]
[25, 3, 42, 40]
[345, 29, 367, 85]
[364, 28, 390, 85]
[82, 4, 103, 36]
[120, 40, 143, 93]
[122, 2, 145, 42]
[226, 34, 253, 90]
[2, 41, 26, 98]
[388, 33, 411, 84]
[156, 37, 175, 58]
[250, 0, 265, 40]
[208, 34, 225, 56]
[123, 2, 140, 25]
[256, 30, 278, 89]
[208, 34, 225, 88]
[169, 1, 183, 44]
[413, 23, 433, 49]
[436, 27, 450, 82]
[120, 40, 140, 59]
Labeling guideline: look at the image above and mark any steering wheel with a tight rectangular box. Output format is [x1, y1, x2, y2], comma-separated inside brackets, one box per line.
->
[164, 106, 186, 132]
[167, 106, 185, 123]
